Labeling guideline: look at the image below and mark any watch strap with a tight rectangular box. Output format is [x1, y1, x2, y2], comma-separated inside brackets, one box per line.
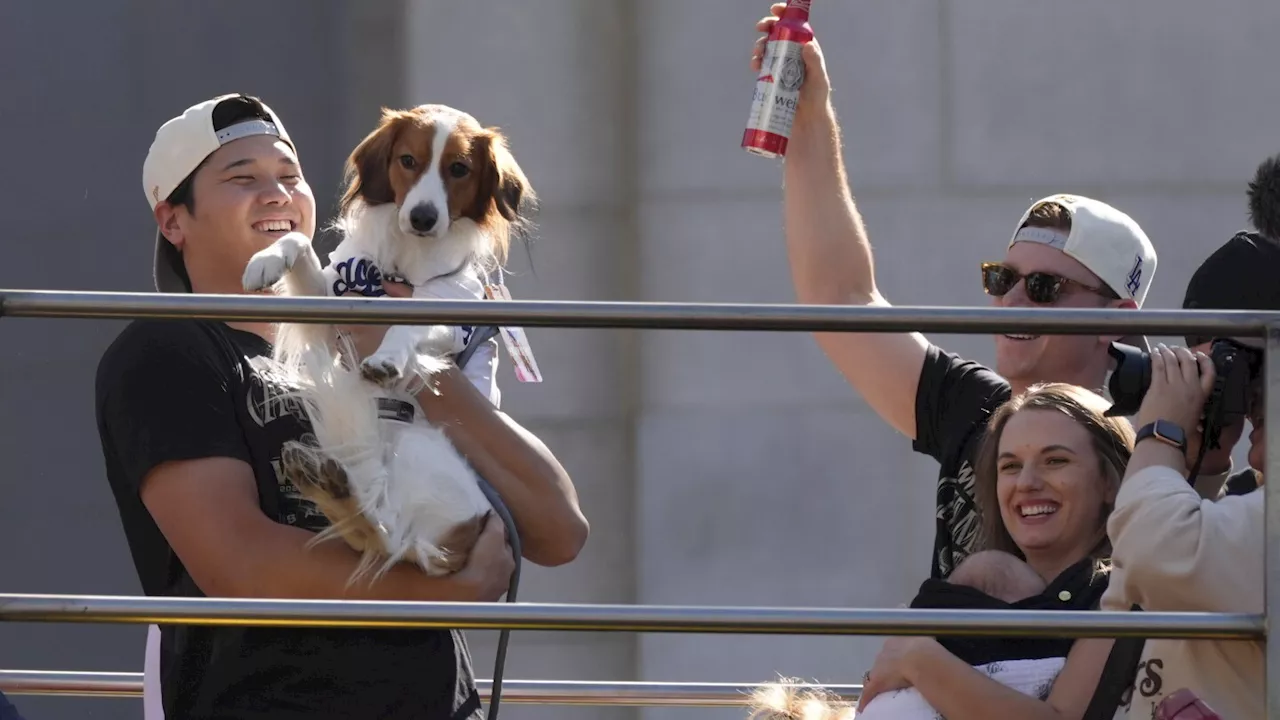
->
[1135, 420, 1187, 454]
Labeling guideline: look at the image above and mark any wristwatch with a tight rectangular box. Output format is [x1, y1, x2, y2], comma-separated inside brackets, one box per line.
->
[1135, 420, 1188, 455]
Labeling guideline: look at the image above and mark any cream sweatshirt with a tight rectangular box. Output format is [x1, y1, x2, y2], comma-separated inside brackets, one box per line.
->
[1102, 464, 1265, 719]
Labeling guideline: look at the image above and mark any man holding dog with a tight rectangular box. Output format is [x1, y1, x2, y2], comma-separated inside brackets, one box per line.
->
[750, 4, 1159, 579]
[95, 93, 588, 719]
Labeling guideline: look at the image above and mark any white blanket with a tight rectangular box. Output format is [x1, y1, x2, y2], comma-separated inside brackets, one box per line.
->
[855, 657, 1065, 719]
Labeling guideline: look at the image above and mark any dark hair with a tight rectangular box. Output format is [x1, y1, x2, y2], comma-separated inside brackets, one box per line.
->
[973, 383, 1135, 564]
[1248, 153, 1280, 243]
[163, 94, 280, 215]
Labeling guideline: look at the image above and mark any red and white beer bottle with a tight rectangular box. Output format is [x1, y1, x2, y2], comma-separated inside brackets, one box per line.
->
[742, 0, 815, 158]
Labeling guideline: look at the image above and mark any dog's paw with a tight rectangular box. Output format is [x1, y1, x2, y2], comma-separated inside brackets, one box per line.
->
[280, 441, 320, 489]
[243, 248, 294, 292]
[360, 352, 406, 386]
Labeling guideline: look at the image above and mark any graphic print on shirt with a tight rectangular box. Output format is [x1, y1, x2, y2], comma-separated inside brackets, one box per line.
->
[1117, 655, 1165, 716]
[244, 355, 329, 531]
[936, 458, 982, 578]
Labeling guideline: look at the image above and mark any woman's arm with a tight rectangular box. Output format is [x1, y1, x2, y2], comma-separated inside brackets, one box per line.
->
[416, 367, 589, 567]
[1104, 345, 1264, 613]
[1108, 463, 1263, 613]
[860, 636, 1114, 720]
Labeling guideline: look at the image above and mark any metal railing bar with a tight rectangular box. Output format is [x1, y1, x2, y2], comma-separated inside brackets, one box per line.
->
[0, 671, 862, 707]
[1265, 325, 1280, 717]
[0, 594, 1261, 639]
[2, 289, 1278, 336]
[0, 671, 142, 699]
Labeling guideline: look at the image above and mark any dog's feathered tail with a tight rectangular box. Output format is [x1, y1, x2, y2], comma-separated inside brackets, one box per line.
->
[746, 679, 857, 720]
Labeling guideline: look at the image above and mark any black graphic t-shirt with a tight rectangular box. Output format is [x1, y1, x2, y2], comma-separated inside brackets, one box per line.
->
[95, 319, 482, 720]
[913, 344, 1012, 579]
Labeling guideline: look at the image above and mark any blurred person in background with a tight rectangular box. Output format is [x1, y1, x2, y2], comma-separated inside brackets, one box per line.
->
[97, 93, 587, 720]
[1099, 159, 1280, 720]
[750, 3, 1158, 580]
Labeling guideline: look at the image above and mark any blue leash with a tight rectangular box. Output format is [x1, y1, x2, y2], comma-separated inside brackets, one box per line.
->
[456, 325, 519, 720]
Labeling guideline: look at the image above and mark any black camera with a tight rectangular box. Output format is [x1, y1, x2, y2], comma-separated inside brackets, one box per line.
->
[1106, 338, 1263, 460]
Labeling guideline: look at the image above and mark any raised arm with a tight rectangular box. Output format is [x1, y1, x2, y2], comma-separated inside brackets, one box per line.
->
[1104, 346, 1263, 614]
[1106, 464, 1262, 614]
[755, 5, 929, 439]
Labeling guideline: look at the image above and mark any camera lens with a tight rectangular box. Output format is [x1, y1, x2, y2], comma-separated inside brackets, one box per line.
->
[1105, 342, 1151, 417]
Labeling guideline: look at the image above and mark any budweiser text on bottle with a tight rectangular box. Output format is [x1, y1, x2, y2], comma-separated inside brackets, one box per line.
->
[742, 0, 815, 158]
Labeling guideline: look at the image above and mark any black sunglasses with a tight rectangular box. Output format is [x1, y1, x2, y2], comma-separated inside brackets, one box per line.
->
[981, 262, 1118, 305]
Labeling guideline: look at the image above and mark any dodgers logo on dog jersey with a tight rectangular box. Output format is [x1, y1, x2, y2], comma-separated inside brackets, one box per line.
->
[332, 257, 387, 297]
[330, 255, 476, 351]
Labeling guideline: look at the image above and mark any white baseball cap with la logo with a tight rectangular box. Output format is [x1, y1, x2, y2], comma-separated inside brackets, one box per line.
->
[1009, 194, 1159, 351]
[142, 93, 294, 293]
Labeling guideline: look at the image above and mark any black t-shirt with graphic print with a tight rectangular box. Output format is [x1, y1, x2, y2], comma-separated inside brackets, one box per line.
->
[913, 344, 1012, 579]
[95, 318, 482, 720]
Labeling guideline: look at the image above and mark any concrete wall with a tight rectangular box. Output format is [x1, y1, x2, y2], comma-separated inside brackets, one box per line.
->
[0, 1, 399, 718]
[401, 3, 640, 719]
[3, 1, 1277, 719]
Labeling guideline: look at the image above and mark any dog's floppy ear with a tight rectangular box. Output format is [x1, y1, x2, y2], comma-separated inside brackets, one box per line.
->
[474, 127, 535, 223]
[339, 108, 404, 215]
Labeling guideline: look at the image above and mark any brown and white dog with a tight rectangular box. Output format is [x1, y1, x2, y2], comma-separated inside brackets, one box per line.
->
[241, 104, 535, 582]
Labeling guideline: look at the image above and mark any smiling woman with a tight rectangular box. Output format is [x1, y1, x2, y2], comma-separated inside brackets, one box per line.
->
[845, 385, 1136, 720]
[975, 383, 1135, 582]
[750, 384, 1137, 720]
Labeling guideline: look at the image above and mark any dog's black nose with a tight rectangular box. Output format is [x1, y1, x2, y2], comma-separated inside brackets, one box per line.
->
[409, 204, 439, 233]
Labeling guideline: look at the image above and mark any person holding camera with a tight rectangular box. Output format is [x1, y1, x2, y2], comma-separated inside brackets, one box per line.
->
[1098, 217, 1280, 719]
[1179, 232, 1278, 499]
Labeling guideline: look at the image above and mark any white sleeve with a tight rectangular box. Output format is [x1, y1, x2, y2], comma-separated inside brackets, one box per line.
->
[1103, 464, 1264, 614]
[410, 272, 502, 406]
[461, 333, 502, 408]
[144, 623, 165, 719]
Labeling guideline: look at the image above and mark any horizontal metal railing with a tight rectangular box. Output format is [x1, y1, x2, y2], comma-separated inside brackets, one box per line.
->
[2, 289, 1279, 714]
[0, 594, 1263, 639]
[1, 289, 1278, 335]
[0, 671, 860, 707]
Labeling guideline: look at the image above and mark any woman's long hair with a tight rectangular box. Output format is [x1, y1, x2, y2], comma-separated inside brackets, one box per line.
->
[972, 382, 1136, 563]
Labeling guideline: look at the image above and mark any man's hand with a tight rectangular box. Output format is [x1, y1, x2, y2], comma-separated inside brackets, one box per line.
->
[750, 3, 833, 134]
[451, 513, 516, 602]
[338, 279, 415, 360]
